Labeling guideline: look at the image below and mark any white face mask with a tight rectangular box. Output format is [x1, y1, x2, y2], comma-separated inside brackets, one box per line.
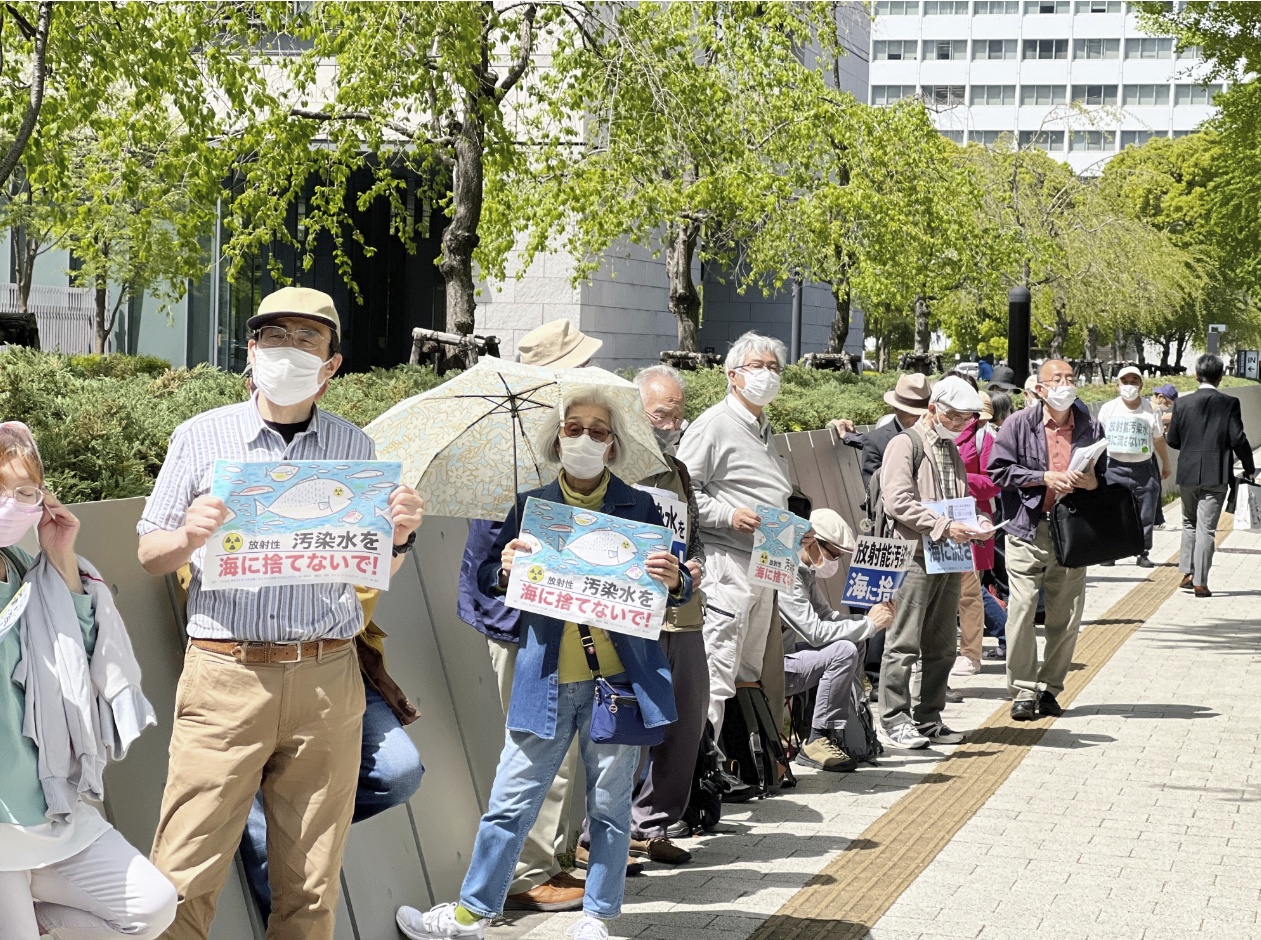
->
[738, 368, 781, 407]
[558, 433, 609, 479]
[1118, 384, 1141, 402]
[252, 346, 331, 407]
[814, 556, 840, 580]
[935, 420, 962, 442]
[1043, 385, 1078, 411]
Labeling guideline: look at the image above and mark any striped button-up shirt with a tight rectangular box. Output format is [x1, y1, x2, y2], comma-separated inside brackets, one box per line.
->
[138, 398, 375, 642]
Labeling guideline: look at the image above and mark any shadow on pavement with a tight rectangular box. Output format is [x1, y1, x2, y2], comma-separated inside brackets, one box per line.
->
[1069, 703, 1220, 720]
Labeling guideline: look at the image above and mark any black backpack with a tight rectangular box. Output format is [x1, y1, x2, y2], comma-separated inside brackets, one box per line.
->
[785, 644, 883, 767]
[682, 721, 725, 834]
[719, 684, 796, 799]
[863, 429, 926, 537]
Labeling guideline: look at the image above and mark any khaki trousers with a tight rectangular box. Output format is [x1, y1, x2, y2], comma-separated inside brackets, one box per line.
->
[151, 644, 364, 940]
[957, 571, 985, 663]
[1005, 523, 1087, 702]
[487, 637, 578, 894]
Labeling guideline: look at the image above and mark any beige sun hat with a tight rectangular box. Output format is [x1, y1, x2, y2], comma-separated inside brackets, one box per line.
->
[882, 373, 932, 415]
[247, 286, 341, 340]
[809, 508, 856, 554]
[517, 319, 603, 368]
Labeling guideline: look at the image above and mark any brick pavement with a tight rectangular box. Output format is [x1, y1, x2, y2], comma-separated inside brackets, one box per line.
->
[486, 522, 1261, 940]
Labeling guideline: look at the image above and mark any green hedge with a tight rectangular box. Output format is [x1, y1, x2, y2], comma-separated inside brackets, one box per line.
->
[0, 349, 1251, 502]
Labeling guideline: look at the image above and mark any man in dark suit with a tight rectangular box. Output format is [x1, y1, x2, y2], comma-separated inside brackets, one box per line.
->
[860, 373, 933, 486]
[1166, 354, 1255, 597]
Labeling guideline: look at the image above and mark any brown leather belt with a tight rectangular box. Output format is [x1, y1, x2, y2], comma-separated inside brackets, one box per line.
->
[190, 637, 353, 664]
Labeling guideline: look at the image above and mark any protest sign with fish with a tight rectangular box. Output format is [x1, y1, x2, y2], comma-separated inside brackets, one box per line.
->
[202, 459, 401, 591]
[634, 485, 688, 563]
[747, 503, 810, 591]
[505, 497, 673, 640]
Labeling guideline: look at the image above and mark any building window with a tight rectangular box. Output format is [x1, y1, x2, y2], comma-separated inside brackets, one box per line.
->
[874, 0, 921, 13]
[871, 85, 917, 105]
[973, 38, 1018, 59]
[971, 130, 1010, 147]
[1072, 84, 1119, 106]
[971, 84, 1017, 106]
[928, 39, 968, 60]
[1174, 83, 1224, 105]
[1171, 129, 1196, 138]
[1122, 84, 1171, 106]
[940, 130, 966, 144]
[1069, 130, 1116, 151]
[1024, 0, 1068, 12]
[874, 40, 919, 61]
[1075, 0, 1121, 11]
[1120, 130, 1163, 147]
[1073, 37, 1120, 59]
[1125, 38, 1174, 59]
[1177, 44, 1203, 59]
[922, 85, 967, 106]
[924, 0, 969, 12]
[1024, 38, 1069, 59]
[1020, 84, 1067, 106]
[974, 0, 1019, 11]
[1019, 130, 1066, 150]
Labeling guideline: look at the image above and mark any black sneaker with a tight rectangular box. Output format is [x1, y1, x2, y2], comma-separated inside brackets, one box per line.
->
[1011, 699, 1037, 721]
[1136, 554, 1156, 569]
[1036, 691, 1064, 717]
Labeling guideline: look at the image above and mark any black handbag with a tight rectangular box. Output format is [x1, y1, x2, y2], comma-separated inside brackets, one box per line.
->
[1049, 483, 1145, 568]
[577, 625, 664, 747]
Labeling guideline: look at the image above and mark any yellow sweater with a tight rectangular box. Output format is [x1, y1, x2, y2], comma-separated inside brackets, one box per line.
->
[554, 472, 626, 682]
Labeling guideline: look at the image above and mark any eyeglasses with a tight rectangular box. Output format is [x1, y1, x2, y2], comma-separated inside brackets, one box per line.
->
[561, 422, 614, 444]
[736, 362, 782, 375]
[0, 485, 43, 507]
[254, 325, 330, 353]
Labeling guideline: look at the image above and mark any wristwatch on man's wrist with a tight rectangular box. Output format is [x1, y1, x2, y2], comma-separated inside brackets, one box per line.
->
[392, 531, 417, 557]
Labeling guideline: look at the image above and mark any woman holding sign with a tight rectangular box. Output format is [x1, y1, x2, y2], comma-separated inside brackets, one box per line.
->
[396, 393, 692, 940]
[0, 422, 176, 938]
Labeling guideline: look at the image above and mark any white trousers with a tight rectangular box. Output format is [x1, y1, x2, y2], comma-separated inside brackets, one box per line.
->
[700, 547, 777, 735]
[0, 828, 176, 940]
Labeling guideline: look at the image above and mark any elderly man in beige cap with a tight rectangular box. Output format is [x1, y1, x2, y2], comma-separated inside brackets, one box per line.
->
[454, 318, 606, 913]
[140, 286, 425, 939]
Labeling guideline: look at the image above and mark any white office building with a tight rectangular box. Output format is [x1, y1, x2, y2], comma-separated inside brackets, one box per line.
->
[869, 0, 1223, 174]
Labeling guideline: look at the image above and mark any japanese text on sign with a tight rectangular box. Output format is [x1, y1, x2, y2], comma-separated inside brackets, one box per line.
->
[748, 503, 810, 592]
[841, 536, 915, 608]
[922, 498, 978, 575]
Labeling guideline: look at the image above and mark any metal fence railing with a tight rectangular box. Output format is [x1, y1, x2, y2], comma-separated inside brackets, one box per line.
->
[0, 282, 97, 353]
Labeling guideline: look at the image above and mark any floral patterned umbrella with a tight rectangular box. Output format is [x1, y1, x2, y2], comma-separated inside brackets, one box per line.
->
[365, 358, 666, 520]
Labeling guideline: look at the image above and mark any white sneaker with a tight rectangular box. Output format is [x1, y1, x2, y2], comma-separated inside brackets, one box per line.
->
[950, 655, 980, 676]
[566, 915, 610, 940]
[878, 722, 930, 750]
[396, 902, 486, 939]
[918, 721, 966, 745]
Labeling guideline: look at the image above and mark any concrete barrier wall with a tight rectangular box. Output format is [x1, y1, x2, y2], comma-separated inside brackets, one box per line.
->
[70, 385, 1261, 939]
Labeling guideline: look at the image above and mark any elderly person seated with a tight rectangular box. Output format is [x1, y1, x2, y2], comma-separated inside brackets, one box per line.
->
[397, 391, 692, 940]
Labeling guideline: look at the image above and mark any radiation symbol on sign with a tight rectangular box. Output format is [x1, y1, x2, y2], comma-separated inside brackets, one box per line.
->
[333, 486, 346, 497]
[222, 532, 244, 553]
[526, 564, 545, 583]
[759, 551, 769, 565]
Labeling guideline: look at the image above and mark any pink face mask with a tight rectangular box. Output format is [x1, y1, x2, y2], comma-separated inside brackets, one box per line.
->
[0, 497, 41, 548]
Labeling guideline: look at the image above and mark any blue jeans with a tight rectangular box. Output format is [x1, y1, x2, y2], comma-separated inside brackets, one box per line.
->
[239, 682, 424, 920]
[982, 587, 1008, 647]
[460, 679, 639, 920]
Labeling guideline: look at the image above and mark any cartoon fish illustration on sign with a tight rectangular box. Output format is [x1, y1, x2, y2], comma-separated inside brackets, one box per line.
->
[564, 531, 637, 567]
[255, 477, 353, 521]
[544, 524, 575, 534]
[239, 485, 274, 497]
[775, 526, 799, 550]
[349, 468, 385, 479]
[269, 464, 300, 483]
[341, 510, 364, 524]
[625, 565, 643, 580]
[572, 513, 598, 527]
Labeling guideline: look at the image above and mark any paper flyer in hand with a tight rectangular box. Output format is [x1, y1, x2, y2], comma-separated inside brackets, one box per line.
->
[634, 485, 688, 563]
[748, 503, 811, 591]
[923, 497, 979, 575]
[842, 537, 916, 608]
[1068, 439, 1110, 474]
[505, 497, 674, 640]
[201, 459, 401, 591]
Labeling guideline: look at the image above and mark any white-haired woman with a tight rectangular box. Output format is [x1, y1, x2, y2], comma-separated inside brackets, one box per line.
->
[397, 392, 692, 940]
[0, 422, 176, 938]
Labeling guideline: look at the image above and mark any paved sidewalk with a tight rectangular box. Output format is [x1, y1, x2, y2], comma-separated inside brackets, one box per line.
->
[488, 522, 1261, 940]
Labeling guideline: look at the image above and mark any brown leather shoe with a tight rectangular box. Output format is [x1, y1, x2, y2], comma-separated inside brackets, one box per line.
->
[630, 836, 693, 865]
[573, 844, 645, 876]
[504, 874, 584, 912]
[1179, 574, 1194, 590]
[1194, 585, 1212, 598]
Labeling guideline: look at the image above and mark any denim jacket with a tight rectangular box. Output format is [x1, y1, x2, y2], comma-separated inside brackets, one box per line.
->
[478, 473, 693, 739]
[458, 519, 521, 643]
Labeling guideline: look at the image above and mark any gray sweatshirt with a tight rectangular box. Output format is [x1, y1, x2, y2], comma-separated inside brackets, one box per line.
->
[779, 563, 877, 654]
[677, 395, 793, 556]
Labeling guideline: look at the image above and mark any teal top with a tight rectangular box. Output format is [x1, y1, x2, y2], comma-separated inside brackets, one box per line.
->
[0, 548, 97, 827]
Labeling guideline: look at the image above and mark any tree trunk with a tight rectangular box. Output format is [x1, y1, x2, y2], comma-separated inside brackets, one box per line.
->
[1159, 336, 1172, 369]
[1132, 331, 1146, 367]
[665, 220, 701, 352]
[1175, 331, 1190, 367]
[438, 116, 484, 366]
[826, 250, 851, 354]
[0, 2, 53, 192]
[913, 295, 931, 355]
[93, 276, 109, 355]
[1085, 324, 1098, 361]
[1049, 298, 1072, 359]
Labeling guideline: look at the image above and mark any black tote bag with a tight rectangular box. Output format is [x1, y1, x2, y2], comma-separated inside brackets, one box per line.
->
[1049, 484, 1145, 568]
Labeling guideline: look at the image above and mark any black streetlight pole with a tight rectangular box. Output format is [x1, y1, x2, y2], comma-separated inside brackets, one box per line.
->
[1008, 285, 1031, 388]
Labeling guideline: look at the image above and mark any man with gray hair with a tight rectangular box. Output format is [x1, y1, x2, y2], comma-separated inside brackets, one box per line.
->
[678, 332, 793, 735]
